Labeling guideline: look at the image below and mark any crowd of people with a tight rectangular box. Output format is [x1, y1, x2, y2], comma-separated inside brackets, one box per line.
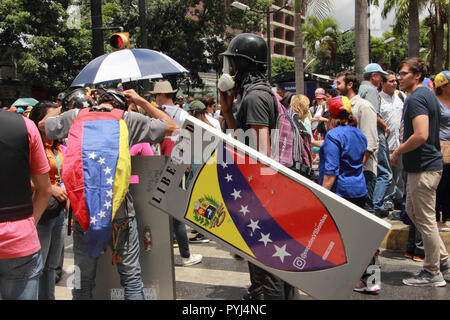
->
[0, 32, 449, 300]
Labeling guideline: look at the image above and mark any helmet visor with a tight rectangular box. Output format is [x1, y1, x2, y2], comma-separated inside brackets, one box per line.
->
[222, 56, 237, 76]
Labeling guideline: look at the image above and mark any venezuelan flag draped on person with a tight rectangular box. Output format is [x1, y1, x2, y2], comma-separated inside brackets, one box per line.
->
[63, 108, 130, 258]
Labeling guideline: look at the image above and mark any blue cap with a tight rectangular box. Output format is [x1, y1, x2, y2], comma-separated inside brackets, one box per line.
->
[364, 63, 388, 75]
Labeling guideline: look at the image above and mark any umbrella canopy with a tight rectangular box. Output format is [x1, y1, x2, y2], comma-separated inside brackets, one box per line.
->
[11, 98, 39, 107]
[71, 49, 188, 87]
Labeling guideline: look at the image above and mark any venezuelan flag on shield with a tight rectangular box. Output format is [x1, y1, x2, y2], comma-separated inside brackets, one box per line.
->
[185, 143, 346, 272]
[63, 109, 130, 258]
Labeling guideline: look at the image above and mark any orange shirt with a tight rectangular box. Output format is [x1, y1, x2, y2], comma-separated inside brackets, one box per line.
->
[44, 141, 64, 186]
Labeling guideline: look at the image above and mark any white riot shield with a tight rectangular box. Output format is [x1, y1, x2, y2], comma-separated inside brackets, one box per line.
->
[92, 156, 175, 300]
[148, 116, 391, 300]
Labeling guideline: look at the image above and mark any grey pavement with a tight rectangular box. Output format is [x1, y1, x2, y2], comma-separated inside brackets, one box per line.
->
[55, 226, 450, 300]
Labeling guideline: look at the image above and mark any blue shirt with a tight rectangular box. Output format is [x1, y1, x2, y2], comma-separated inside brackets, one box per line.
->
[319, 125, 368, 199]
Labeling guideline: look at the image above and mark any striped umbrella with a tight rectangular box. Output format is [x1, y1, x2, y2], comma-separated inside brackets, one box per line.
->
[71, 49, 188, 87]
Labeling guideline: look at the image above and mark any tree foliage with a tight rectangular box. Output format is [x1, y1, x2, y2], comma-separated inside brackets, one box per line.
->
[0, 0, 269, 94]
[0, 0, 92, 95]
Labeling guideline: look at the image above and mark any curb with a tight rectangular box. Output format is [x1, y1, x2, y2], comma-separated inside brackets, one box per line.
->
[380, 218, 450, 252]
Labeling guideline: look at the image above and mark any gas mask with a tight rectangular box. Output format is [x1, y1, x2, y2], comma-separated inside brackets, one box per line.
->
[218, 56, 236, 94]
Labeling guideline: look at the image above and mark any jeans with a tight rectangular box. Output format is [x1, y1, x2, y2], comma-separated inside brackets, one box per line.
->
[72, 217, 144, 300]
[36, 209, 65, 300]
[363, 171, 377, 213]
[0, 251, 43, 300]
[173, 218, 190, 258]
[406, 224, 424, 257]
[387, 153, 406, 208]
[372, 137, 393, 212]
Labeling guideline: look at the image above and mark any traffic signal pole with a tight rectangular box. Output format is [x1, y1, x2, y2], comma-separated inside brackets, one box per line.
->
[91, 0, 104, 58]
[139, 0, 148, 49]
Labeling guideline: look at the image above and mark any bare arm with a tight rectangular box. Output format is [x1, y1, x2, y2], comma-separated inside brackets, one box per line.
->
[30, 173, 52, 225]
[219, 89, 237, 131]
[322, 174, 337, 191]
[123, 89, 179, 136]
[390, 114, 429, 166]
[250, 125, 271, 157]
[377, 115, 390, 139]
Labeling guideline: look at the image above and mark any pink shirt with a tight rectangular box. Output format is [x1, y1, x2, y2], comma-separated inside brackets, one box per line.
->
[0, 117, 50, 259]
[129, 143, 154, 184]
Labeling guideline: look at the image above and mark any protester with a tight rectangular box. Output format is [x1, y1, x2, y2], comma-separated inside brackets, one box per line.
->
[55, 92, 66, 107]
[317, 96, 379, 293]
[28, 101, 67, 300]
[290, 94, 321, 154]
[151, 81, 207, 258]
[380, 71, 406, 210]
[310, 94, 328, 140]
[390, 57, 449, 286]
[199, 95, 221, 131]
[0, 108, 52, 300]
[23, 106, 33, 118]
[319, 96, 367, 207]
[151, 81, 186, 141]
[335, 71, 379, 214]
[360, 63, 392, 217]
[379, 71, 424, 260]
[433, 71, 450, 232]
[39, 87, 178, 299]
[219, 33, 294, 300]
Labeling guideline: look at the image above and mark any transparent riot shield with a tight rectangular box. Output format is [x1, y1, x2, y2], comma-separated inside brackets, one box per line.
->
[92, 156, 175, 300]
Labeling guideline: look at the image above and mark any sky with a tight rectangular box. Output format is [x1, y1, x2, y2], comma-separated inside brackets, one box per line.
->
[329, 0, 396, 38]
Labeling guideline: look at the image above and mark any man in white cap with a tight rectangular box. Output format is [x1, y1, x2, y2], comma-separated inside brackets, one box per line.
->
[359, 63, 392, 218]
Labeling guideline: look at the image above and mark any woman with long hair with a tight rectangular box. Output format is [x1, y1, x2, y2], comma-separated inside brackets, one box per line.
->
[29, 101, 67, 300]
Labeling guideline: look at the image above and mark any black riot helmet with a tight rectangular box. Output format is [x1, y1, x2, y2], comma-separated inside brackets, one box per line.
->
[96, 88, 128, 110]
[61, 88, 95, 112]
[220, 33, 268, 75]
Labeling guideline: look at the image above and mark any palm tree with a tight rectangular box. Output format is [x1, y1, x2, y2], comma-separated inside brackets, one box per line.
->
[380, 0, 428, 58]
[381, 0, 448, 72]
[294, 0, 333, 94]
[303, 16, 339, 64]
[355, 0, 369, 78]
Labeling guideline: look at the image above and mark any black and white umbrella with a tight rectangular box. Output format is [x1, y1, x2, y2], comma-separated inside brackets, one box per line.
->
[71, 49, 188, 87]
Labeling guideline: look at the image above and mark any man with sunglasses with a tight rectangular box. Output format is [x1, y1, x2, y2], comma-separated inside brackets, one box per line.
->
[390, 57, 449, 287]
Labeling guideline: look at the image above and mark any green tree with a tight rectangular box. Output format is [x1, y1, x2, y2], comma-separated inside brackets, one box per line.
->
[303, 16, 339, 66]
[271, 56, 295, 78]
[0, 0, 92, 95]
[102, 0, 269, 89]
[294, 0, 334, 94]
[379, 0, 429, 58]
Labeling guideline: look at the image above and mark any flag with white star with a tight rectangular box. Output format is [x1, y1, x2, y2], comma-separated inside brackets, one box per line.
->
[63, 108, 130, 258]
[184, 142, 347, 272]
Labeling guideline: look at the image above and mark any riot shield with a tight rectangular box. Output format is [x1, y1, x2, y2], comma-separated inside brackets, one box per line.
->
[92, 156, 176, 300]
[145, 116, 391, 300]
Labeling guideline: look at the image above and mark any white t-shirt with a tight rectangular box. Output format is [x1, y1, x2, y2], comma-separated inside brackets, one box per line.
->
[309, 105, 323, 130]
[379, 90, 405, 152]
[161, 104, 188, 142]
[206, 114, 222, 131]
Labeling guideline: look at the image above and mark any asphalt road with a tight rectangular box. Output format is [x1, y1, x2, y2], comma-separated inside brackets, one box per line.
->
[55, 228, 450, 301]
